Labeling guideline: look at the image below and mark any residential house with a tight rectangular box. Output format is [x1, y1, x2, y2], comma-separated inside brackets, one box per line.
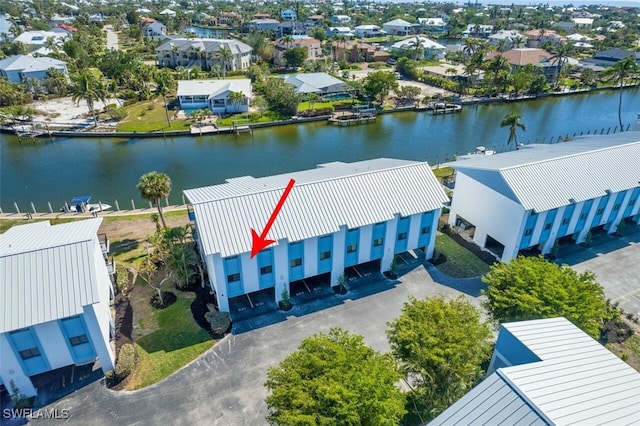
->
[217, 12, 243, 27]
[572, 17, 594, 27]
[282, 72, 347, 95]
[274, 36, 322, 67]
[14, 30, 70, 48]
[276, 21, 306, 38]
[383, 19, 418, 36]
[332, 15, 351, 24]
[156, 38, 252, 71]
[418, 17, 448, 34]
[353, 25, 385, 38]
[184, 158, 449, 313]
[431, 318, 640, 425]
[246, 18, 279, 32]
[488, 30, 526, 50]
[327, 27, 354, 39]
[581, 48, 640, 68]
[280, 9, 297, 21]
[447, 133, 640, 261]
[525, 29, 565, 48]
[0, 219, 116, 398]
[0, 54, 68, 84]
[334, 40, 390, 63]
[159, 8, 176, 17]
[487, 48, 559, 81]
[143, 20, 167, 39]
[462, 24, 494, 38]
[391, 36, 446, 60]
[176, 79, 251, 114]
[303, 15, 324, 28]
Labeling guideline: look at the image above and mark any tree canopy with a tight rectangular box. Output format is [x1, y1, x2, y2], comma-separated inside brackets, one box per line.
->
[482, 255, 609, 339]
[264, 327, 406, 426]
[500, 112, 525, 150]
[386, 295, 493, 421]
[363, 71, 399, 103]
[283, 47, 307, 68]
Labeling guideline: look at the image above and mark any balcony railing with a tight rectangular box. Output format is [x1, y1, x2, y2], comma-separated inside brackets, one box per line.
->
[98, 233, 110, 255]
[106, 256, 115, 276]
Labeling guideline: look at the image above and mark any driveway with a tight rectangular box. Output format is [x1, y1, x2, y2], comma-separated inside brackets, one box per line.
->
[557, 226, 640, 317]
[29, 261, 484, 425]
[104, 25, 119, 51]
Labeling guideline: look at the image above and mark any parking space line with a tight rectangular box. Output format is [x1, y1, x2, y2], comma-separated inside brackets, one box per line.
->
[302, 279, 311, 293]
[352, 266, 363, 278]
[246, 294, 254, 308]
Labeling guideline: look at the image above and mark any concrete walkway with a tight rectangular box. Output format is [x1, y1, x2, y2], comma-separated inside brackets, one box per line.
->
[0, 205, 188, 220]
[28, 261, 485, 425]
[104, 25, 119, 51]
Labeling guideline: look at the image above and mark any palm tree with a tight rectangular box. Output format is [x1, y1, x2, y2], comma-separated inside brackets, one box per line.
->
[218, 46, 234, 78]
[500, 112, 526, 150]
[154, 69, 177, 127]
[137, 171, 172, 229]
[407, 36, 424, 60]
[550, 42, 574, 88]
[605, 55, 639, 132]
[69, 69, 105, 126]
[227, 90, 246, 113]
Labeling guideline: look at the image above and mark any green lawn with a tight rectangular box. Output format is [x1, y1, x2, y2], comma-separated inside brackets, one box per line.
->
[126, 294, 215, 390]
[116, 99, 191, 132]
[432, 166, 454, 181]
[216, 110, 287, 126]
[434, 233, 491, 278]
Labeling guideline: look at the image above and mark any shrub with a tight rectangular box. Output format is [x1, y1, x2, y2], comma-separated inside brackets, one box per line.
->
[115, 264, 129, 293]
[115, 343, 136, 379]
[205, 309, 231, 335]
[280, 288, 292, 310]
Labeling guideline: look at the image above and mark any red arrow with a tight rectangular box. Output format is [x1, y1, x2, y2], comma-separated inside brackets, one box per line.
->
[250, 178, 296, 258]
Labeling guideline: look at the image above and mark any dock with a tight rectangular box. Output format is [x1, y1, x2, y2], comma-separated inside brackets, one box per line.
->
[328, 114, 377, 126]
[425, 103, 463, 115]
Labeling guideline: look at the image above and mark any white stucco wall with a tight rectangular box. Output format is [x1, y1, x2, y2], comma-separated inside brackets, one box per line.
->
[240, 252, 260, 294]
[304, 237, 318, 277]
[273, 239, 290, 302]
[32, 321, 74, 370]
[381, 214, 399, 272]
[358, 224, 373, 264]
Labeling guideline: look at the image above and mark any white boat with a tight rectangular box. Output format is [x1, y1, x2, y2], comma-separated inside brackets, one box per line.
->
[63, 196, 112, 213]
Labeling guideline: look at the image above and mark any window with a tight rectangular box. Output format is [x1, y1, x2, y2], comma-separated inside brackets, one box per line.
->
[260, 265, 272, 275]
[613, 204, 621, 211]
[346, 244, 357, 253]
[397, 232, 407, 241]
[580, 213, 587, 220]
[69, 335, 89, 346]
[373, 238, 384, 247]
[544, 223, 552, 230]
[19, 347, 41, 360]
[524, 229, 533, 236]
[562, 218, 570, 225]
[227, 273, 240, 282]
[629, 199, 636, 206]
[319, 251, 331, 260]
[290, 258, 302, 267]
[596, 208, 604, 215]
[421, 226, 431, 234]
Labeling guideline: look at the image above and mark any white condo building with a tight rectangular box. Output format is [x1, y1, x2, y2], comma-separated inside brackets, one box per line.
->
[185, 158, 449, 313]
[448, 133, 640, 261]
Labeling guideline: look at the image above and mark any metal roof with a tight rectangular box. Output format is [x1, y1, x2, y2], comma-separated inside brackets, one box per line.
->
[0, 219, 103, 333]
[176, 79, 252, 99]
[453, 133, 640, 212]
[430, 318, 640, 425]
[184, 159, 449, 258]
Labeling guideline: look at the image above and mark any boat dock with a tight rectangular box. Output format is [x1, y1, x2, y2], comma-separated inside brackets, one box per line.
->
[425, 102, 463, 115]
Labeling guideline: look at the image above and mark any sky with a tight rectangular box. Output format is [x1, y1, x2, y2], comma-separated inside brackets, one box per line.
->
[380, 0, 640, 6]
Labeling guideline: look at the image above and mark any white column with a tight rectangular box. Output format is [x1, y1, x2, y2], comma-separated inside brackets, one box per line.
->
[33, 322, 74, 370]
[273, 239, 290, 303]
[381, 215, 399, 272]
[576, 197, 601, 243]
[541, 206, 566, 254]
[358, 224, 373, 264]
[608, 190, 632, 233]
[632, 193, 640, 223]
[406, 212, 422, 251]
[304, 237, 318, 278]
[425, 212, 440, 259]
[566, 201, 585, 235]
[0, 334, 37, 397]
[530, 210, 548, 247]
[331, 226, 347, 286]
[83, 305, 115, 372]
[239, 252, 260, 294]
[600, 194, 618, 230]
[211, 254, 229, 313]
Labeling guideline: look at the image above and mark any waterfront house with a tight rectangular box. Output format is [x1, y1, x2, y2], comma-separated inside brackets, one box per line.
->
[282, 72, 347, 95]
[382, 19, 417, 36]
[391, 36, 446, 60]
[418, 17, 448, 34]
[581, 48, 640, 68]
[184, 158, 449, 314]
[525, 29, 565, 48]
[447, 133, 640, 261]
[431, 317, 640, 425]
[353, 25, 385, 38]
[0, 54, 68, 84]
[0, 219, 115, 399]
[246, 18, 279, 32]
[488, 30, 526, 50]
[462, 24, 493, 38]
[176, 79, 251, 114]
[14, 30, 70, 48]
[274, 36, 322, 67]
[487, 48, 559, 81]
[156, 38, 252, 71]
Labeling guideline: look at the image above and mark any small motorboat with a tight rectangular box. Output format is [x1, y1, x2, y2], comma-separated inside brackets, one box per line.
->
[62, 196, 112, 213]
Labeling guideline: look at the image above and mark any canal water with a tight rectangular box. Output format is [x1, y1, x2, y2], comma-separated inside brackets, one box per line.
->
[1, 89, 639, 211]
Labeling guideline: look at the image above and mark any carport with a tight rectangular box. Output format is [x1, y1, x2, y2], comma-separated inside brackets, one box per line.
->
[289, 273, 333, 304]
[228, 288, 277, 322]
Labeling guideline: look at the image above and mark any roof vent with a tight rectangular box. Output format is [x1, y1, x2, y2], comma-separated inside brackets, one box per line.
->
[605, 189, 612, 195]
[569, 198, 576, 204]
